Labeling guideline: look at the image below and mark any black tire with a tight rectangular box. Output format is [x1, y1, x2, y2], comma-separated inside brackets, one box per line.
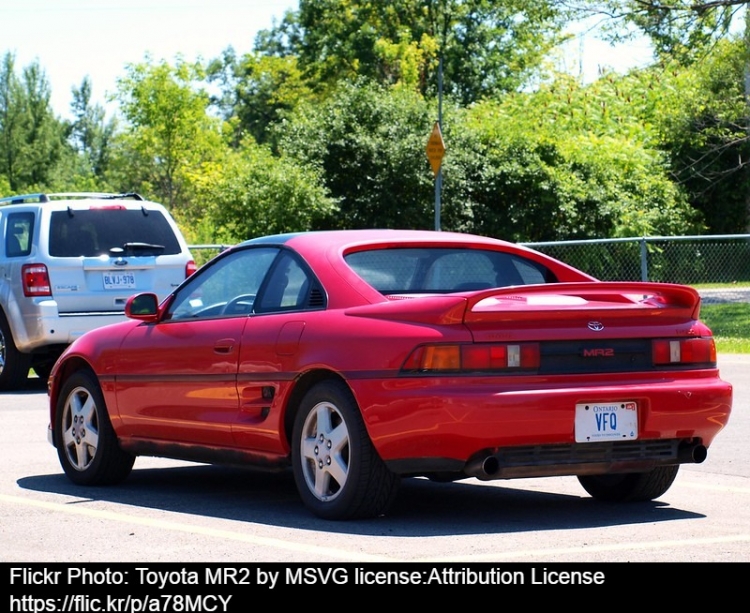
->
[0, 312, 31, 391]
[578, 465, 680, 502]
[291, 380, 399, 520]
[55, 369, 135, 486]
[32, 358, 55, 382]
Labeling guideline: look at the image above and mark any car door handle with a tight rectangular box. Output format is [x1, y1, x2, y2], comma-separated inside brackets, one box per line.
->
[214, 338, 236, 354]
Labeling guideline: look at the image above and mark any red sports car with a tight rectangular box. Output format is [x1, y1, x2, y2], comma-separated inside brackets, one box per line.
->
[47, 230, 733, 520]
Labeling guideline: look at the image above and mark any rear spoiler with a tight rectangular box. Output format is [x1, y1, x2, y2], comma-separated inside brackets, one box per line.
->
[345, 282, 701, 325]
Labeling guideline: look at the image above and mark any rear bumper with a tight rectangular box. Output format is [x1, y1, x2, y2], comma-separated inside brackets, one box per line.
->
[17, 300, 125, 351]
[351, 371, 732, 474]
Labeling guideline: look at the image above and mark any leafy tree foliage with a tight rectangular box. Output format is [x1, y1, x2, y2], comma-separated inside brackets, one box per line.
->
[646, 40, 750, 233]
[68, 77, 117, 182]
[206, 47, 315, 149]
[3, 2, 750, 238]
[275, 73, 701, 240]
[184, 138, 338, 243]
[278, 80, 436, 229]
[0, 52, 67, 192]
[441, 83, 700, 241]
[260, 0, 567, 104]
[562, 0, 743, 64]
[113, 57, 224, 209]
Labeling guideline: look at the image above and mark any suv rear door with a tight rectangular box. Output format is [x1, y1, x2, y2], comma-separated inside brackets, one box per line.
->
[43, 202, 192, 314]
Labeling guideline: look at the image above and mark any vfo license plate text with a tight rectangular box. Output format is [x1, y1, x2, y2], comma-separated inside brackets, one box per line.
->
[575, 401, 638, 443]
[103, 272, 136, 290]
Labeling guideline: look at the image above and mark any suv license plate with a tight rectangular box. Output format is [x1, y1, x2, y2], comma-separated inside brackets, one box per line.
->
[103, 272, 136, 290]
[575, 401, 638, 443]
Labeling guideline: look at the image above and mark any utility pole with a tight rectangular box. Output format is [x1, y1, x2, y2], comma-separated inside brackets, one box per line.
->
[425, 56, 445, 231]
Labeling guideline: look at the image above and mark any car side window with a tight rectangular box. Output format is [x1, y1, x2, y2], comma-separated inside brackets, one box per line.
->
[255, 251, 313, 313]
[5, 213, 34, 257]
[167, 247, 279, 320]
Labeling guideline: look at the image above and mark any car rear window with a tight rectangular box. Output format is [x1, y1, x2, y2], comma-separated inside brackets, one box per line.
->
[48, 209, 182, 257]
[344, 247, 555, 293]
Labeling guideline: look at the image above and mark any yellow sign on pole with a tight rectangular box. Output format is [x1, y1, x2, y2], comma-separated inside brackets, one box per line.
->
[425, 121, 445, 177]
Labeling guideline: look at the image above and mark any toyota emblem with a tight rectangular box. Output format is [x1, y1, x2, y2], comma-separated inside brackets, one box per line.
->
[587, 321, 605, 331]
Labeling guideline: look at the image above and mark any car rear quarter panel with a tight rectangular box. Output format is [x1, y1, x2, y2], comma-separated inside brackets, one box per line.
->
[234, 308, 475, 453]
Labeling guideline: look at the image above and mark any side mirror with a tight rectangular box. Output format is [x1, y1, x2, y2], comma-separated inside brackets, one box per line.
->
[125, 293, 159, 322]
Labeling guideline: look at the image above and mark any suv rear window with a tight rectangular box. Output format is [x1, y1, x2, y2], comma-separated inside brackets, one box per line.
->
[49, 209, 182, 257]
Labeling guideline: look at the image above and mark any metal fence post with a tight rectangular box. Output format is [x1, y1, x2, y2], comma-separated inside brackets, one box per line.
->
[640, 238, 649, 281]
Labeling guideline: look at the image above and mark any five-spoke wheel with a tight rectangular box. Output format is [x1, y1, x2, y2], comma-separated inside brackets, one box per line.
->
[55, 370, 134, 485]
[292, 380, 398, 520]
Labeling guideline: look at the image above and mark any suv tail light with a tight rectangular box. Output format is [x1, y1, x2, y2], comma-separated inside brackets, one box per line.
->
[186, 260, 197, 277]
[402, 343, 541, 373]
[22, 264, 52, 297]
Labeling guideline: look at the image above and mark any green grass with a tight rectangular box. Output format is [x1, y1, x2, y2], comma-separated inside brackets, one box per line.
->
[691, 282, 750, 289]
[700, 302, 750, 354]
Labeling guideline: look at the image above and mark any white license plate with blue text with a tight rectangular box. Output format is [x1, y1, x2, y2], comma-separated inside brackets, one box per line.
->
[575, 401, 638, 443]
[103, 272, 136, 290]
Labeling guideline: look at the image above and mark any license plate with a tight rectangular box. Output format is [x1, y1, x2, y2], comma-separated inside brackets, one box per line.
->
[575, 401, 638, 443]
[103, 272, 136, 290]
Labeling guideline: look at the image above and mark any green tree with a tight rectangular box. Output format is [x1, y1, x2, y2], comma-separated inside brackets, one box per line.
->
[185, 138, 338, 243]
[0, 53, 24, 191]
[444, 92, 701, 241]
[279, 79, 436, 229]
[259, 0, 567, 104]
[645, 41, 750, 233]
[206, 48, 315, 149]
[559, 2, 750, 230]
[0, 52, 66, 192]
[113, 56, 223, 209]
[561, 1, 742, 64]
[69, 77, 117, 182]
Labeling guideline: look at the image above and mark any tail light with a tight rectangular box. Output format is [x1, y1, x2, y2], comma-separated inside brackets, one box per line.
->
[22, 264, 52, 297]
[186, 260, 197, 277]
[652, 338, 716, 365]
[402, 343, 541, 373]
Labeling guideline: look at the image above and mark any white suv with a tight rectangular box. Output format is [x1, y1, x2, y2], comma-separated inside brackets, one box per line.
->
[0, 192, 196, 390]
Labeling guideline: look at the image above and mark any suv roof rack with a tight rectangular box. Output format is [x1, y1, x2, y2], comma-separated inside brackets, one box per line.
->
[0, 192, 145, 205]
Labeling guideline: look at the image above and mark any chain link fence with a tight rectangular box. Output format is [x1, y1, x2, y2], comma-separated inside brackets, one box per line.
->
[189, 234, 750, 302]
[521, 234, 750, 303]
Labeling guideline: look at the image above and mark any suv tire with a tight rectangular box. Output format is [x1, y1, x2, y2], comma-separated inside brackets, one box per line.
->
[0, 312, 31, 391]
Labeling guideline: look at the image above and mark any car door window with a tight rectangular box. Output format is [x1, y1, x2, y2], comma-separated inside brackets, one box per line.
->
[255, 251, 314, 313]
[167, 247, 279, 320]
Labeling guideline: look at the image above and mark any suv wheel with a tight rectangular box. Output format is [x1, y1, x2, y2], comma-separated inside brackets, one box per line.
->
[0, 313, 31, 391]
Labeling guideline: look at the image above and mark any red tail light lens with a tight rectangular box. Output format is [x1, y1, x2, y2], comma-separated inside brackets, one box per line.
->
[403, 343, 540, 373]
[22, 264, 52, 297]
[652, 338, 716, 365]
[185, 260, 197, 277]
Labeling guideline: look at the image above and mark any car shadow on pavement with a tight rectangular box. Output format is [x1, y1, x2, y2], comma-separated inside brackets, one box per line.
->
[17, 462, 702, 537]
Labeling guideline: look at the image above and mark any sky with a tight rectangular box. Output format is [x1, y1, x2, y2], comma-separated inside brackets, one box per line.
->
[1, 0, 299, 118]
[1, 0, 653, 120]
